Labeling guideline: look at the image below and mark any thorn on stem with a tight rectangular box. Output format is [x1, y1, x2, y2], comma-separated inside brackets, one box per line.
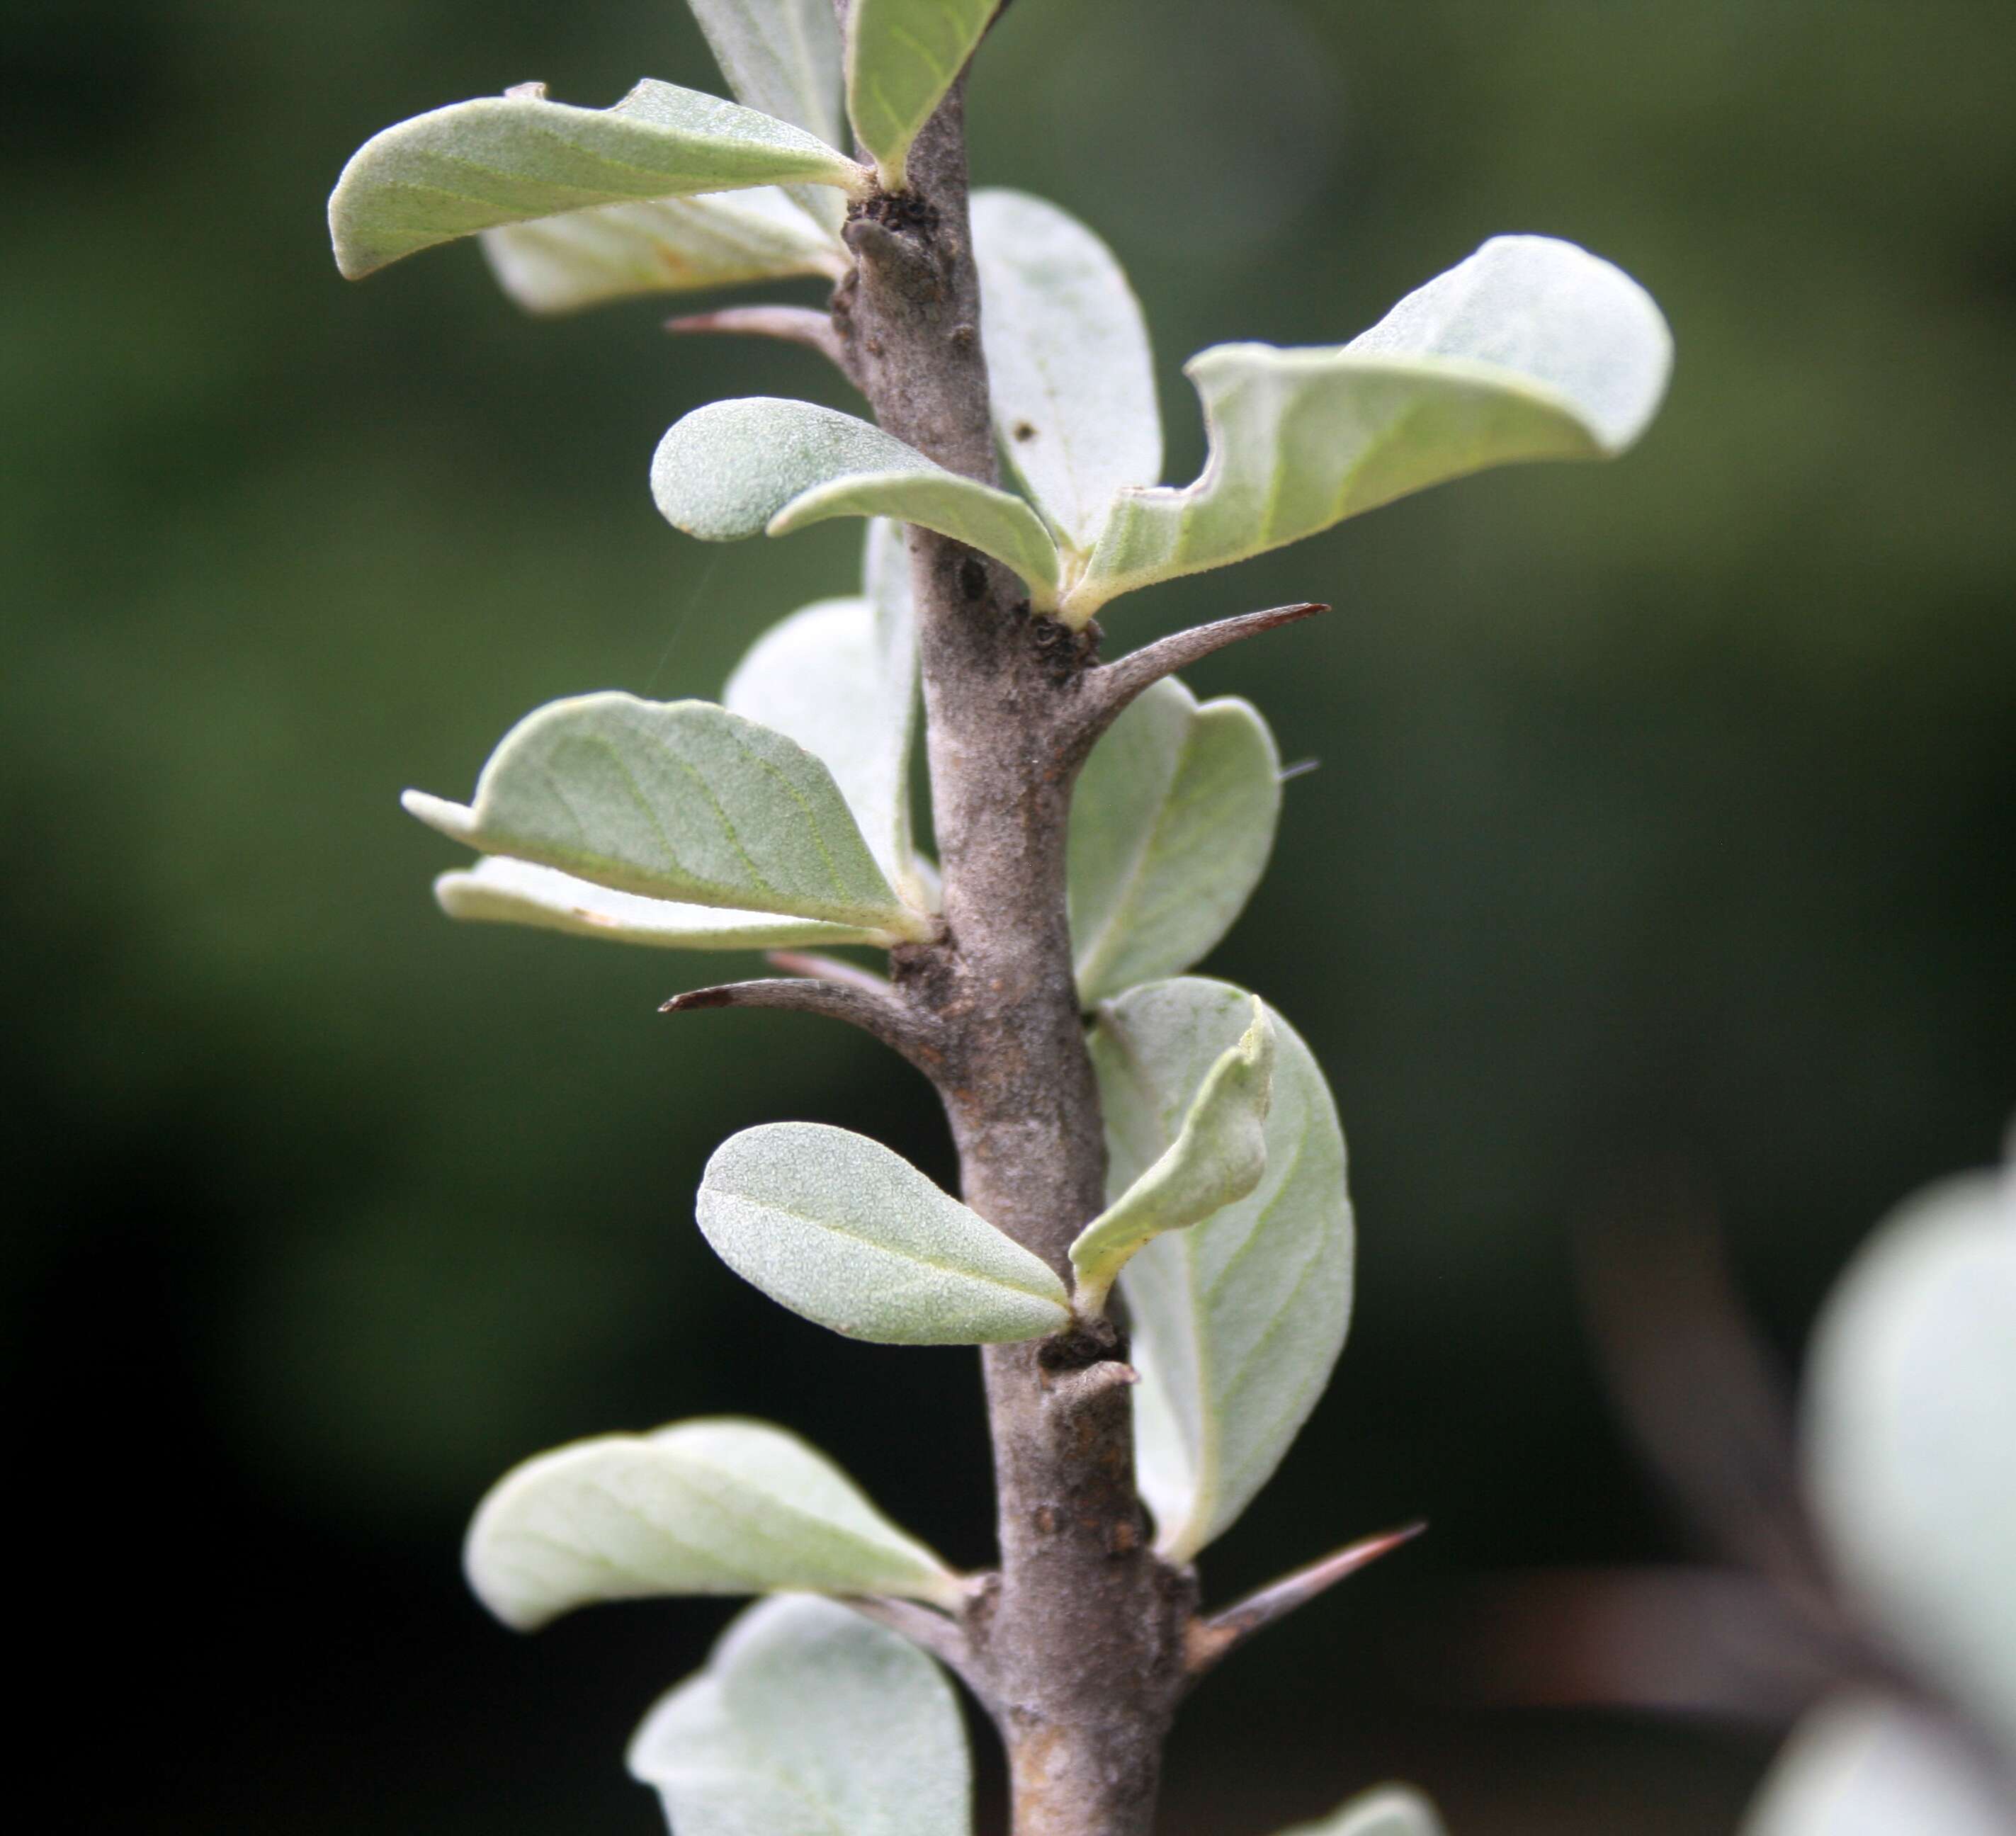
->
[1184, 1521, 1427, 1682]
[1063, 602, 1330, 769]
[659, 976, 948, 1078]
[664, 306, 859, 387]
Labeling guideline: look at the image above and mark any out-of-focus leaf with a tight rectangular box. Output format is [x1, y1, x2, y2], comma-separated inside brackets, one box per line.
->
[698, 1122, 1071, 1344]
[689, 0, 849, 231]
[724, 579, 916, 884]
[846, 0, 997, 191]
[465, 1416, 961, 1631]
[1091, 978, 1353, 1561]
[1067, 234, 1673, 619]
[1280, 1785, 1452, 1836]
[480, 188, 842, 314]
[1070, 998, 1274, 1315]
[432, 856, 878, 951]
[1741, 1695, 2016, 1836]
[653, 399, 1062, 608]
[1069, 678, 1280, 1004]
[970, 188, 1161, 551]
[689, 0, 846, 151]
[1806, 1155, 2016, 1753]
[629, 1595, 970, 1836]
[330, 79, 866, 279]
[402, 693, 927, 939]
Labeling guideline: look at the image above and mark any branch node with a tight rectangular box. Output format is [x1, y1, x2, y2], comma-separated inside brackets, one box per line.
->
[1184, 1520, 1426, 1682]
[1042, 1359, 1138, 1416]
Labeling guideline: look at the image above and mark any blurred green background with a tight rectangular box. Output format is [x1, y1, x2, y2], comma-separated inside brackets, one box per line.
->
[9, 0, 2013, 1830]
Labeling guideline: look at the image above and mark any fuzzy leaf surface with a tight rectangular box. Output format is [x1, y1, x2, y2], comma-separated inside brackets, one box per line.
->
[402, 693, 924, 938]
[970, 188, 1161, 551]
[846, 0, 997, 191]
[331, 79, 864, 278]
[1070, 999, 1274, 1313]
[1091, 978, 1354, 1561]
[1741, 1695, 2016, 1836]
[480, 188, 842, 314]
[465, 1417, 961, 1631]
[724, 566, 916, 885]
[653, 398, 1061, 606]
[630, 1595, 970, 1836]
[1280, 1786, 1451, 1836]
[1805, 1158, 2016, 1754]
[1069, 677, 1280, 1004]
[698, 1122, 1072, 1344]
[432, 856, 878, 951]
[1070, 234, 1673, 617]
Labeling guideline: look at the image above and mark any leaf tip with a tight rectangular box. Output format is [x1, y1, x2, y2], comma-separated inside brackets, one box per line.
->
[402, 788, 477, 846]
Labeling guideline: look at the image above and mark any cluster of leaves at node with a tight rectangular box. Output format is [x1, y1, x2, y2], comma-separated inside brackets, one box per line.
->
[335, 4, 1675, 1832]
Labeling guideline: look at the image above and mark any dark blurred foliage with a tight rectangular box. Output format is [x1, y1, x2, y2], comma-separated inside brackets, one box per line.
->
[8, 0, 2014, 1830]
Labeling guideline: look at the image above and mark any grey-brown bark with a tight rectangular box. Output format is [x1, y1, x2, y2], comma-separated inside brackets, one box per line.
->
[828, 72, 1192, 1836]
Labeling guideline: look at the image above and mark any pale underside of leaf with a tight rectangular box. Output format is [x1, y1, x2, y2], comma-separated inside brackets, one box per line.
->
[1804, 1164, 2016, 1757]
[480, 188, 843, 315]
[653, 398, 1061, 607]
[464, 1416, 960, 1631]
[1068, 234, 1674, 619]
[846, 0, 998, 192]
[698, 1122, 1072, 1344]
[434, 855, 879, 951]
[1070, 999, 1274, 1315]
[330, 79, 866, 280]
[688, 0, 849, 232]
[402, 691, 926, 939]
[1092, 978, 1354, 1562]
[969, 188, 1162, 552]
[1278, 1784, 1452, 1836]
[725, 593, 916, 882]
[1069, 676, 1281, 1005]
[1740, 1694, 2016, 1836]
[629, 1595, 971, 1836]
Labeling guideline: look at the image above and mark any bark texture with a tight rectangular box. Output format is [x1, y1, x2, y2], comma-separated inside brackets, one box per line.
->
[829, 72, 1193, 1836]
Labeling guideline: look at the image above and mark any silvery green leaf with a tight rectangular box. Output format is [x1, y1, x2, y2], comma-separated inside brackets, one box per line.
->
[402, 692, 929, 940]
[846, 0, 997, 192]
[688, 0, 849, 232]
[1066, 235, 1674, 620]
[480, 188, 842, 315]
[465, 1416, 961, 1631]
[1070, 998, 1274, 1316]
[1091, 978, 1354, 1561]
[1805, 1155, 2016, 1752]
[689, 0, 845, 150]
[1279, 1785, 1451, 1836]
[329, 79, 866, 280]
[970, 189, 1162, 552]
[629, 1595, 970, 1836]
[1741, 1695, 2016, 1836]
[433, 856, 880, 951]
[724, 583, 917, 885]
[653, 398, 1062, 608]
[698, 1122, 1072, 1344]
[1069, 678, 1281, 1005]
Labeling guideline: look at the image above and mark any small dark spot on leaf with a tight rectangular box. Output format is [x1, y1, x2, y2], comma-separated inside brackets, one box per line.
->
[1012, 420, 1038, 442]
